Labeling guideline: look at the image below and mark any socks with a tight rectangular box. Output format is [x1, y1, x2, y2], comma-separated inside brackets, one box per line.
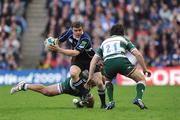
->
[72, 78, 89, 96]
[106, 81, 114, 102]
[136, 81, 146, 100]
[24, 84, 28, 90]
[98, 89, 106, 106]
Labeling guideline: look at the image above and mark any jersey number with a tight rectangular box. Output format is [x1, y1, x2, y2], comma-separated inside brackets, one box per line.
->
[106, 42, 120, 53]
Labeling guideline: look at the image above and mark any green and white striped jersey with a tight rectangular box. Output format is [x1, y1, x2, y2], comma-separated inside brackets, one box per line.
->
[97, 35, 135, 61]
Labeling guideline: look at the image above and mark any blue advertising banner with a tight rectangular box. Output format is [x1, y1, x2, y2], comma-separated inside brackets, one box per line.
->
[0, 69, 69, 85]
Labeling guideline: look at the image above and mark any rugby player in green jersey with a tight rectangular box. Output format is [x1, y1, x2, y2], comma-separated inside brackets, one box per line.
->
[10, 70, 95, 108]
[85, 24, 151, 110]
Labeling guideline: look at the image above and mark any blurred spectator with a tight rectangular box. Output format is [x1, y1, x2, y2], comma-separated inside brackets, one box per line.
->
[0, 53, 7, 69]
[0, 0, 30, 70]
[6, 53, 18, 70]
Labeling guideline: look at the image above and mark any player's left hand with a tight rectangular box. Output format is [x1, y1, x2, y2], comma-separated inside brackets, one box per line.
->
[48, 44, 59, 52]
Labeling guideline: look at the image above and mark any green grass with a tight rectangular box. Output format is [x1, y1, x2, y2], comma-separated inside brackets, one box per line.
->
[0, 86, 180, 120]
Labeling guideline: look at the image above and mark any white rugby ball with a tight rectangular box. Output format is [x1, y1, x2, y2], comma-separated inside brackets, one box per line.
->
[72, 98, 79, 104]
[44, 37, 56, 47]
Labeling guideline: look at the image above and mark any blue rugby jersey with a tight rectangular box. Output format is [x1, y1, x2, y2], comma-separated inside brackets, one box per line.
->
[58, 29, 95, 61]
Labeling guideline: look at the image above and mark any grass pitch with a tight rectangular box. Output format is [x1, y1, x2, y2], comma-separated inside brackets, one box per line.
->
[0, 86, 179, 120]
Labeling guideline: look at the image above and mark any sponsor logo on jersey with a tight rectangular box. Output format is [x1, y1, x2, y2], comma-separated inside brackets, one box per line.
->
[79, 41, 87, 48]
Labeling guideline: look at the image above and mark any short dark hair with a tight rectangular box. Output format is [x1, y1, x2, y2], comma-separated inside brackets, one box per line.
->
[71, 21, 84, 28]
[110, 24, 124, 36]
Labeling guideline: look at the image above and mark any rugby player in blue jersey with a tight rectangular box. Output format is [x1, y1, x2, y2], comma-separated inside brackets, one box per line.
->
[11, 22, 106, 109]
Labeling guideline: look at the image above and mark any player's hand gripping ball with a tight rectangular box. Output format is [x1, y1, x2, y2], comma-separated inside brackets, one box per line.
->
[85, 95, 95, 108]
[73, 98, 79, 104]
[44, 37, 57, 48]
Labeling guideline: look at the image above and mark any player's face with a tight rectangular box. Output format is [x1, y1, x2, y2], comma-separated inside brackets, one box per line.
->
[72, 27, 83, 39]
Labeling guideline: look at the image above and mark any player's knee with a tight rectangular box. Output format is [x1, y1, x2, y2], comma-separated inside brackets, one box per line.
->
[70, 71, 79, 80]
[96, 81, 105, 90]
[70, 66, 81, 80]
[135, 76, 146, 83]
[105, 81, 113, 88]
[137, 80, 146, 85]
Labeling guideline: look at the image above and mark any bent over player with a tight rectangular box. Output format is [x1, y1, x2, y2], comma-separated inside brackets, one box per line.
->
[85, 24, 151, 110]
[10, 71, 94, 108]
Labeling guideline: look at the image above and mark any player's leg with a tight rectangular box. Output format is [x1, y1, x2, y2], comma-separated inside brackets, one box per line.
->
[129, 68, 146, 100]
[103, 61, 117, 110]
[128, 68, 147, 109]
[10, 81, 61, 96]
[105, 77, 115, 110]
[117, 57, 147, 109]
[105, 80, 114, 107]
[70, 65, 83, 90]
[70, 64, 90, 96]
[70, 65, 81, 82]
[92, 72, 106, 109]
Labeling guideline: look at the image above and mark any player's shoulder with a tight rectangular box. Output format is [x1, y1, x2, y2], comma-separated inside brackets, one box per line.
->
[61, 28, 73, 37]
[123, 36, 131, 42]
[80, 32, 91, 41]
[66, 28, 73, 35]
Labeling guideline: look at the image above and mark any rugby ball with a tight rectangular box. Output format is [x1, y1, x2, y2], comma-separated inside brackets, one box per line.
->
[44, 37, 56, 47]
[72, 98, 79, 104]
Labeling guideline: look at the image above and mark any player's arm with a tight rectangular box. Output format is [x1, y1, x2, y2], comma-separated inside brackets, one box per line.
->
[47, 38, 80, 56]
[89, 54, 101, 80]
[57, 28, 72, 42]
[47, 29, 78, 55]
[58, 38, 89, 56]
[131, 48, 151, 77]
[126, 37, 151, 77]
[85, 46, 103, 89]
[48, 45, 80, 56]
[84, 54, 101, 89]
[131, 48, 147, 71]
[57, 48, 80, 56]
[48, 38, 89, 56]
[51, 29, 72, 45]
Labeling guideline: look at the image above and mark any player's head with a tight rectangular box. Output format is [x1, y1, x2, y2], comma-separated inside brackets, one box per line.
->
[110, 24, 124, 36]
[71, 21, 84, 38]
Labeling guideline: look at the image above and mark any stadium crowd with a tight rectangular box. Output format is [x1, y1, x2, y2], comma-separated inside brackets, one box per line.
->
[39, 0, 180, 70]
[0, 0, 179, 70]
[0, 0, 32, 70]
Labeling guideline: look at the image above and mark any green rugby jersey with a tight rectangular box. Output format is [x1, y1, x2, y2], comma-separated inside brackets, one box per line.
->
[97, 35, 135, 61]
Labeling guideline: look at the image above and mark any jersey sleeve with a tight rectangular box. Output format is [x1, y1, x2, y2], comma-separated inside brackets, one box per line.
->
[96, 46, 103, 58]
[125, 37, 136, 52]
[58, 29, 72, 42]
[75, 38, 89, 52]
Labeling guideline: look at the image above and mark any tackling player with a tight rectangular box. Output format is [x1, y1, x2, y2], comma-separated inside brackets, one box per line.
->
[10, 71, 94, 108]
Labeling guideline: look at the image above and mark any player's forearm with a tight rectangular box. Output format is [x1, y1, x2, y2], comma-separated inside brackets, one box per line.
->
[57, 48, 79, 56]
[135, 54, 147, 71]
[88, 55, 99, 80]
[131, 49, 148, 71]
